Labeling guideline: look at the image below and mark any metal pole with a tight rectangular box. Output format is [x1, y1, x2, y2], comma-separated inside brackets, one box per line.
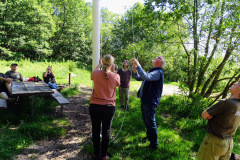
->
[92, 0, 101, 71]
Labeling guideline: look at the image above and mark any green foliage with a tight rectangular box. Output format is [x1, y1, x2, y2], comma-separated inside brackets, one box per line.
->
[146, 0, 240, 97]
[0, 0, 55, 59]
[160, 94, 213, 119]
[51, 0, 93, 66]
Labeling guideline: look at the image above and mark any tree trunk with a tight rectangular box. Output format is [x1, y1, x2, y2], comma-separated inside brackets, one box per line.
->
[204, 37, 237, 97]
[195, 6, 221, 93]
[190, 0, 198, 93]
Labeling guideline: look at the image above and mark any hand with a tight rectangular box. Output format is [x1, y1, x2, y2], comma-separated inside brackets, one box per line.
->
[111, 64, 116, 72]
[47, 67, 52, 73]
[207, 115, 213, 120]
[131, 58, 140, 66]
[132, 65, 137, 73]
[99, 58, 103, 66]
[6, 78, 13, 83]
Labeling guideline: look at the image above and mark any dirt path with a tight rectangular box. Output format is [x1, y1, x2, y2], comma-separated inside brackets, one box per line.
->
[15, 86, 93, 160]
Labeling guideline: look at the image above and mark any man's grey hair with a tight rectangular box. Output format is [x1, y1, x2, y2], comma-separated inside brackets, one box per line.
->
[159, 55, 166, 68]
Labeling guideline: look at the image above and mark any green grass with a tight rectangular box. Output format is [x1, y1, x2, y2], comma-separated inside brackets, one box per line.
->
[0, 59, 92, 86]
[84, 93, 240, 159]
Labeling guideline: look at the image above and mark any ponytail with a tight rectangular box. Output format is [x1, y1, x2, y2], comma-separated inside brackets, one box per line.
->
[104, 64, 109, 79]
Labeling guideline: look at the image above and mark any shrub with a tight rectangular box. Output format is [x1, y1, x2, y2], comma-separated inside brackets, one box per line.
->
[160, 94, 213, 119]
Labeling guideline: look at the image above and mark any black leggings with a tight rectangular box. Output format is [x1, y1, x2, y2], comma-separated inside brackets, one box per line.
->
[89, 104, 115, 158]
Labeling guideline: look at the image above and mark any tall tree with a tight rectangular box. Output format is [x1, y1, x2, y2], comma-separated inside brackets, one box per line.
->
[111, 2, 183, 70]
[0, 0, 55, 59]
[146, 0, 240, 98]
[50, 0, 92, 66]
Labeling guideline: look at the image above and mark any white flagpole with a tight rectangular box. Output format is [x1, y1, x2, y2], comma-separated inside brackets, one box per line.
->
[92, 0, 101, 71]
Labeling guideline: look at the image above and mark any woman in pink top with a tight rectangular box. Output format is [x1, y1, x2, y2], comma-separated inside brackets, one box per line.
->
[90, 54, 120, 160]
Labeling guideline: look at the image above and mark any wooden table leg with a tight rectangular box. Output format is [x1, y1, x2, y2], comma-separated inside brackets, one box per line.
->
[31, 96, 34, 116]
[60, 104, 63, 116]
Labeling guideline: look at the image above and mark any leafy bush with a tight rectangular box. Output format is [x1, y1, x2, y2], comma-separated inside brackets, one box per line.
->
[160, 94, 213, 119]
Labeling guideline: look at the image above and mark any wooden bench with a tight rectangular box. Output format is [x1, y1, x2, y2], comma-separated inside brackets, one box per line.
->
[0, 98, 7, 109]
[51, 89, 70, 115]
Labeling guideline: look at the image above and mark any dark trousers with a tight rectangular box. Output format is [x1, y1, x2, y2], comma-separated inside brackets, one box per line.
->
[141, 102, 158, 147]
[89, 104, 115, 158]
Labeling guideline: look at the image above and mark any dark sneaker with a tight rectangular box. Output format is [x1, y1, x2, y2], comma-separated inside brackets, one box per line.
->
[92, 155, 99, 160]
[147, 144, 158, 151]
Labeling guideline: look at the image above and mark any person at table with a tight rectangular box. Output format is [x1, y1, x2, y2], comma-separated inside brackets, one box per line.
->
[0, 73, 12, 100]
[43, 66, 58, 89]
[5, 63, 23, 93]
[89, 54, 120, 160]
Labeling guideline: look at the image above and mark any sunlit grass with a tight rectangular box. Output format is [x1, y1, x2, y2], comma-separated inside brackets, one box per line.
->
[0, 59, 92, 86]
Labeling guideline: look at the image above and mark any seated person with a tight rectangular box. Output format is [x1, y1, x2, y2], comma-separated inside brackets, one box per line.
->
[0, 73, 12, 100]
[5, 63, 23, 93]
[43, 66, 58, 89]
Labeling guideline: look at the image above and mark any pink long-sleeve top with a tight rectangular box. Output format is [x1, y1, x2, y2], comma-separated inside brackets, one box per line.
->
[90, 70, 120, 106]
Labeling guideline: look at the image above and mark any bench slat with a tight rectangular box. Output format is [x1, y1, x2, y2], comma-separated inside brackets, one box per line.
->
[0, 98, 7, 108]
[51, 89, 70, 105]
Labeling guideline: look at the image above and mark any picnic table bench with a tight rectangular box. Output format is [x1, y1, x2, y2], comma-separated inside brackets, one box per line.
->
[0, 98, 7, 108]
[51, 89, 70, 115]
[10, 81, 70, 115]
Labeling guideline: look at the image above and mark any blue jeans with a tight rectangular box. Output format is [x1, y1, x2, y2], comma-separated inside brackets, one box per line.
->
[141, 102, 158, 147]
[48, 82, 58, 89]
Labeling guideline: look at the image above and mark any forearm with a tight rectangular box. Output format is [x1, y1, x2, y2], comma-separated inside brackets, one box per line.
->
[94, 64, 102, 70]
[51, 72, 55, 77]
[137, 66, 160, 81]
[201, 110, 213, 120]
[134, 73, 143, 81]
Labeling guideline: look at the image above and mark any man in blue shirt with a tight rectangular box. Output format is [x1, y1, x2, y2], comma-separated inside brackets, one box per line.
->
[131, 56, 165, 150]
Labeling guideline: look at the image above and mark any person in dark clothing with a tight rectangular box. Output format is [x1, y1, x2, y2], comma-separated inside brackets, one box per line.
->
[43, 66, 58, 89]
[118, 60, 132, 110]
[131, 56, 165, 150]
[0, 73, 12, 100]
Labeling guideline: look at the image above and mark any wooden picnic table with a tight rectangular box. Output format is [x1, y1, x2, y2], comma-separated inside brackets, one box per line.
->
[11, 81, 54, 115]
